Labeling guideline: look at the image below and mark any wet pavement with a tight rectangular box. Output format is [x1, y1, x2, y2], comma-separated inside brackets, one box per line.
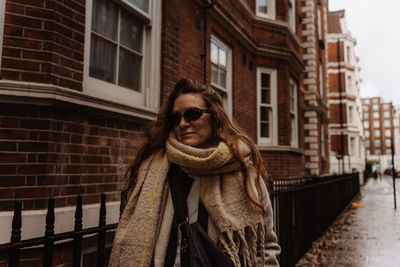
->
[297, 175, 400, 266]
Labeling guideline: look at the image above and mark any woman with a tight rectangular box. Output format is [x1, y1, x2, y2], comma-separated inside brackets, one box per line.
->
[109, 78, 280, 266]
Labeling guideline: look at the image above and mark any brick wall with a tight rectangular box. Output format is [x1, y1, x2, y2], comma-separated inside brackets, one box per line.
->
[0, 104, 145, 211]
[159, 0, 305, 177]
[1, 0, 85, 90]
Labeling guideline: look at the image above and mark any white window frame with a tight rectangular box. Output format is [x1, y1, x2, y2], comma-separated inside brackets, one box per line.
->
[288, 0, 296, 33]
[349, 136, 356, 156]
[321, 125, 325, 157]
[345, 45, 352, 64]
[83, 0, 161, 110]
[348, 105, 353, 124]
[374, 139, 381, 147]
[385, 139, 391, 147]
[256, 0, 276, 20]
[346, 74, 352, 94]
[317, 5, 322, 39]
[0, 0, 6, 69]
[210, 35, 233, 116]
[319, 61, 323, 98]
[289, 78, 298, 147]
[257, 67, 278, 146]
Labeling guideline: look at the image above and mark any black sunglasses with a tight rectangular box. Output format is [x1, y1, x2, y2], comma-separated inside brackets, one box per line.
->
[168, 108, 211, 126]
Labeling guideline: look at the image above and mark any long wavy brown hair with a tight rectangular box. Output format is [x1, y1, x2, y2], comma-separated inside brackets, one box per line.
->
[122, 78, 269, 210]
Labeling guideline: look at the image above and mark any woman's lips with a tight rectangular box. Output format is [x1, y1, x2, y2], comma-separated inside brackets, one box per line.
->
[181, 132, 195, 138]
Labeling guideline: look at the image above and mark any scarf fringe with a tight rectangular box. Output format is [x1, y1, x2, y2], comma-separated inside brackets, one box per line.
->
[219, 220, 266, 267]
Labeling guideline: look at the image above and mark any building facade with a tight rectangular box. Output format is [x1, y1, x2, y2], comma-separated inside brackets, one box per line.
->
[300, 0, 330, 175]
[327, 9, 365, 175]
[0, 0, 309, 264]
[362, 97, 396, 172]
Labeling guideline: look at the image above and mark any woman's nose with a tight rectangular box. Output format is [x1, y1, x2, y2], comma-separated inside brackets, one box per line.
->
[178, 116, 190, 128]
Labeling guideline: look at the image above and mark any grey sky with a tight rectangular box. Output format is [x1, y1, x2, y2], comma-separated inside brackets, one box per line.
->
[329, 0, 400, 106]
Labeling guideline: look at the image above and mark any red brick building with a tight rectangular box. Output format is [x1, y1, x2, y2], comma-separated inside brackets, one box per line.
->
[0, 0, 309, 264]
[362, 97, 396, 172]
[327, 10, 365, 174]
[300, 0, 330, 175]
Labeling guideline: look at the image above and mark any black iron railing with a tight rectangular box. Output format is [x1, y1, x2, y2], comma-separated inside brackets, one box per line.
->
[269, 173, 360, 267]
[1, 173, 360, 267]
[0, 193, 120, 267]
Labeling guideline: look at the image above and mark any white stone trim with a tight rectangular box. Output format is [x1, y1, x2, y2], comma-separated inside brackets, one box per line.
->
[257, 145, 304, 154]
[0, 80, 157, 120]
[0, 0, 5, 70]
[0, 202, 120, 244]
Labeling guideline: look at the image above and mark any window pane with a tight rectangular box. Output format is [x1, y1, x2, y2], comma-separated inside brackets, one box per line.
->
[258, 0, 268, 13]
[261, 122, 269, 138]
[261, 88, 270, 104]
[261, 73, 270, 88]
[92, 0, 118, 40]
[126, 0, 149, 13]
[385, 130, 391, 137]
[118, 48, 141, 91]
[90, 35, 116, 83]
[211, 64, 218, 84]
[120, 10, 143, 52]
[261, 106, 270, 121]
[219, 49, 226, 67]
[211, 42, 218, 64]
[385, 139, 391, 147]
[219, 69, 226, 88]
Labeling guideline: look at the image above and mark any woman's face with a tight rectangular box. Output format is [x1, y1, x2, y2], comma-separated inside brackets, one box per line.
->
[172, 93, 213, 148]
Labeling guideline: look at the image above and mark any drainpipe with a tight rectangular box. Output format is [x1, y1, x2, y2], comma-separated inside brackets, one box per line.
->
[203, 1, 214, 84]
[337, 39, 345, 173]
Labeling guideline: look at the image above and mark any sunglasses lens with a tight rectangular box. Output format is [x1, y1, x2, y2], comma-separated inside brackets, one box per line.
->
[169, 108, 208, 126]
[184, 109, 202, 122]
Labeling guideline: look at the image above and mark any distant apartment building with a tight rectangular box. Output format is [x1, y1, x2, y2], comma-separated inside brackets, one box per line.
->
[394, 106, 400, 172]
[327, 10, 365, 174]
[362, 97, 396, 171]
[300, 0, 330, 175]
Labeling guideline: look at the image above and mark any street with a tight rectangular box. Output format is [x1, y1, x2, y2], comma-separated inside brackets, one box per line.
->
[297, 175, 400, 266]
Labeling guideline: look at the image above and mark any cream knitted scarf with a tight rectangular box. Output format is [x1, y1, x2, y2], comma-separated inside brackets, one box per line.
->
[109, 135, 266, 267]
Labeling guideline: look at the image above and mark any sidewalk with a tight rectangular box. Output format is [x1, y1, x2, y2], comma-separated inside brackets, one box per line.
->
[297, 175, 400, 266]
